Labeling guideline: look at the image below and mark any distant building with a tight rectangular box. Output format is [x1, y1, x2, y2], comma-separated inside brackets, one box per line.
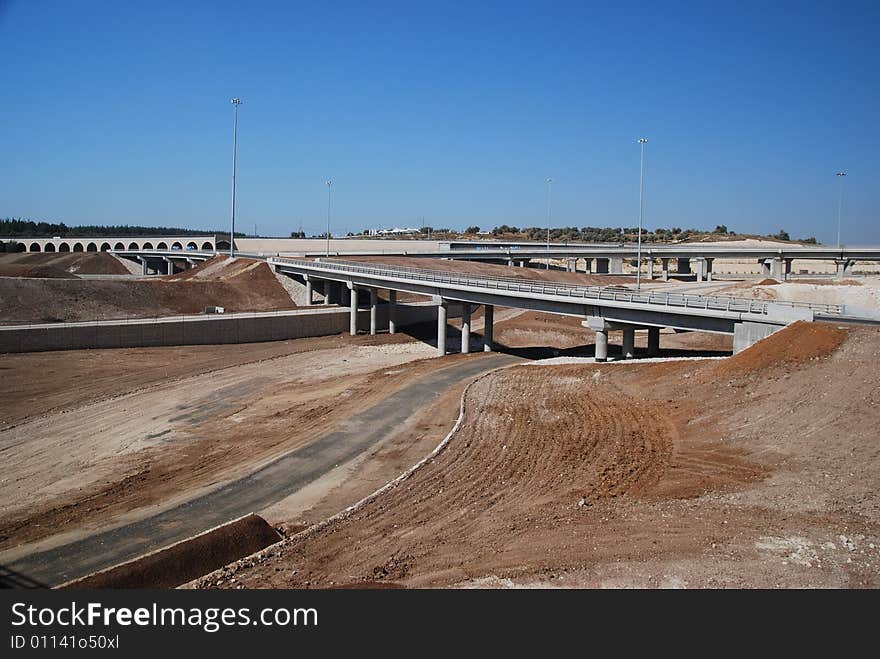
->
[368, 227, 421, 236]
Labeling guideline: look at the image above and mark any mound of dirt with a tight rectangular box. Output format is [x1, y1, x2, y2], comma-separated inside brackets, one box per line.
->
[755, 278, 779, 286]
[338, 256, 634, 286]
[0, 258, 296, 324]
[62, 514, 281, 589]
[711, 321, 848, 377]
[0, 253, 131, 277]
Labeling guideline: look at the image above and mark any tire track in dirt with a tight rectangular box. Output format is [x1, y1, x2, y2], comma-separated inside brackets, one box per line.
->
[203, 363, 674, 588]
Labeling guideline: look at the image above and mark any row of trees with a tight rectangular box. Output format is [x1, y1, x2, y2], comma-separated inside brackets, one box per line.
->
[1, 218, 242, 238]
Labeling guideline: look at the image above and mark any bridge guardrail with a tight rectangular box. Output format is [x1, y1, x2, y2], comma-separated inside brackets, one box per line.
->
[270, 257, 846, 317]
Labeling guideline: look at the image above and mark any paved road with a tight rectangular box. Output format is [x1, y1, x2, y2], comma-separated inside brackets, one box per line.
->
[8, 352, 522, 586]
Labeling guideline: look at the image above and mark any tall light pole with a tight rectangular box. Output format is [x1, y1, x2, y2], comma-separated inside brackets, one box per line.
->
[546, 177, 553, 269]
[637, 137, 649, 290]
[325, 179, 332, 257]
[229, 98, 242, 258]
[836, 170, 847, 249]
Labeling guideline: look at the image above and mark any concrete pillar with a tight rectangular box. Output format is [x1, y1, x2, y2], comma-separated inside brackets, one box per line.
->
[584, 258, 592, 274]
[369, 288, 378, 335]
[645, 257, 654, 280]
[483, 304, 494, 352]
[705, 258, 714, 282]
[610, 256, 623, 274]
[622, 327, 635, 359]
[784, 258, 793, 281]
[760, 260, 771, 277]
[437, 300, 447, 357]
[690, 258, 706, 282]
[349, 285, 358, 336]
[141, 257, 148, 276]
[595, 258, 609, 274]
[769, 257, 785, 281]
[647, 327, 660, 356]
[305, 277, 313, 305]
[519, 260, 526, 268]
[661, 258, 670, 281]
[388, 290, 397, 334]
[835, 259, 854, 280]
[507, 258, 514, 267]
[323, 280, 331, 305]
[461, 304, 471, 354]
[165, 259, 174, 276]
[594, 329, 608, 362]
[677, 258, 691, 274]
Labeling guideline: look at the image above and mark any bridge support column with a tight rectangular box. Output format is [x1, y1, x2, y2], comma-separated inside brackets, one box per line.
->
[835, 259, 855, 280]
[677, 258, 691, 275]
[519, 260, 526, 268]
[483, 304, 494, 352]
[610, 256, 623, 275]
[734, 321, 781, 353]
[140, 257, 148, 276]
[369, 288, 378, 335]
[436, 299, 448, 357]
[323, 280, 332, 305]
[645, 257, 654, 280]
[305, 276, 313, 305]
[507, 258, 514, 267]
[461, 304, 471, 354]
[705, 258, 714, 282]
[349, 284, 358, 336]
[784, 258, 793, 281]
[622, 327, 635, 359]
[164, 258, 174, 276]
[661, 258, 670, 281]
[690, 257, 706, 282]
[760, 259, 771, 277]
[595, 258, 609, 274]
[388, 290, 397, 334]
[769, 257, 785, 281]
[647, 327, 660, 356]
[595, 329, 608, 362]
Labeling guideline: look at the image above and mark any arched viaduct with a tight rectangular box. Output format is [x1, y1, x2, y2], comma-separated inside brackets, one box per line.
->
[10, 236, 220, 254]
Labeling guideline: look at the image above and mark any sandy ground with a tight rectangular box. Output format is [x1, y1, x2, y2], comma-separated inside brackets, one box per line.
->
[713, 277, 880, 312]
[0, 256, 296, 324]
[191, 322, 880, 589]
[0, 252, 131, 278]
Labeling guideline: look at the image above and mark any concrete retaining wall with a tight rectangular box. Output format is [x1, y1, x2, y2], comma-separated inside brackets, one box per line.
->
[0, 302, 444, 354]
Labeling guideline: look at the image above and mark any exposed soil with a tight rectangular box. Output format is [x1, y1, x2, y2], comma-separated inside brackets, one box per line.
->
[337, 255, 635, 286]
[0, 252, 130, 277]
[194, 323, 880, 589]
[0, 257, 296, 324]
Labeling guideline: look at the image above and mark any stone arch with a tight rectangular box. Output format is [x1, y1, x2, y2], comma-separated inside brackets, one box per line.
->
[143, 242, 154, 250]
[45, 243, 56, 252]
[86, 242, 98, 252]
[201, 241, 213, 251]
[59, 242, 71, 252]
[157, 242, 168, 250]
[29, 242, 41, 252]
[128, 242, 139, 250]
[186, 241, 197, 250]
[73, 243, 84, 252]
[100, 242, 111, 251]
[171, 241, 183, 250]
[114, 242, 125, 251]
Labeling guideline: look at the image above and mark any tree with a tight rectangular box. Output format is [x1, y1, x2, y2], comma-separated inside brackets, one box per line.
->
[289, 230, 306, 238]
[714, 225, 728, 234]
[464, 226, 480, 234]
[773, 229, 790, 241]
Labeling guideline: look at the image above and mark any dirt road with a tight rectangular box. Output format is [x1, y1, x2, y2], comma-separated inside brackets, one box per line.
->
[6, 352, 521, 585]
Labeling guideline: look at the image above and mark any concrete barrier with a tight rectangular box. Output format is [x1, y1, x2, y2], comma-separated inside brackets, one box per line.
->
[0, 302, 445, 354]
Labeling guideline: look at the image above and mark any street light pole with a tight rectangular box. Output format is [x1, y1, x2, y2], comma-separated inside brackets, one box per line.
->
[836, 171, 847, 250]
[326, 179, 332, 257]
[229, 98, 242, 258]
[637, 137, 649, 290]
[546, 177, 553, 270]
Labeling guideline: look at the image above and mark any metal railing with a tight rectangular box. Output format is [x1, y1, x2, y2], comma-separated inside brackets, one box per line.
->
[270, 258, 846, 316]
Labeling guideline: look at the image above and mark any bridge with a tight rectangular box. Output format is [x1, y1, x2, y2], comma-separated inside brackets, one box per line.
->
[270, 257, 875, 360]
[10, 235, 220, 255]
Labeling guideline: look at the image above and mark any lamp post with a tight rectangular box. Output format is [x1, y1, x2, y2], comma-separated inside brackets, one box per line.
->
[836, 171, 847, 249]
[637, 137, 649, 290]
[229, 98, 242, 258]
[325, 179, 332, 257]
[546, 177, 553, 269]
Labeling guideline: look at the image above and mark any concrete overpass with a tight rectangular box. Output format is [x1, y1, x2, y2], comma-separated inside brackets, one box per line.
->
[270, 257, 875, 360]
[11, 235, 220, 254]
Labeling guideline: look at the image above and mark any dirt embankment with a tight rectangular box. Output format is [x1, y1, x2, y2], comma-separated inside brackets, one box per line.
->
[337, 256, 634, 287]
[0, 257, 296, 324]
[0, 252, 131, 278]
[198, 322, 880, 589]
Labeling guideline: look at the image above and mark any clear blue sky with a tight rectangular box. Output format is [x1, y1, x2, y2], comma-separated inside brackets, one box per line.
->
[2, 0, 877, 243]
